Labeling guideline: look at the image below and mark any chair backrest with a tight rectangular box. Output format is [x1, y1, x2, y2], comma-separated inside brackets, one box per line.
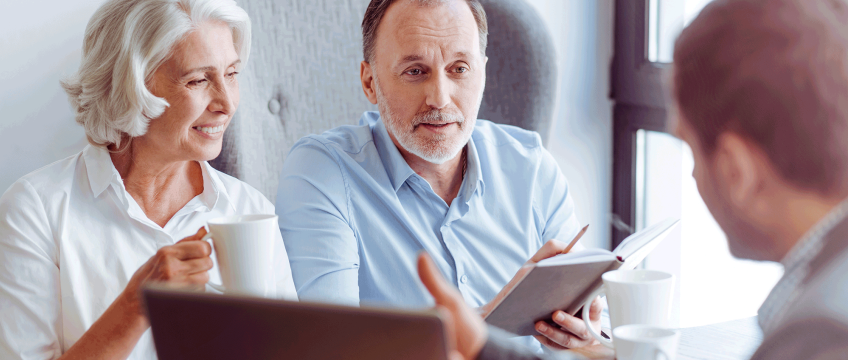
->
[211, 0, 557, 201]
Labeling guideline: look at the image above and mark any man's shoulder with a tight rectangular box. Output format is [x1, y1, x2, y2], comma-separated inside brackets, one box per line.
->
[291, 123, 375, 158]
[472, 119, 543, 150]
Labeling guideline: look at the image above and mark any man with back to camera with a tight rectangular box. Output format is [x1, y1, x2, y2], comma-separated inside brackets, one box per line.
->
[420, 0, 848, 358]
[275, 0, 606, 351]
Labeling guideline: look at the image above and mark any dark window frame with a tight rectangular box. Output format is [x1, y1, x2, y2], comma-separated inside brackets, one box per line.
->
[610, 0, 671, 248]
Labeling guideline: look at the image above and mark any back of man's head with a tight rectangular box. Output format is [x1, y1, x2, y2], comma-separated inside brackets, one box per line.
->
[673, 0, 848, 197]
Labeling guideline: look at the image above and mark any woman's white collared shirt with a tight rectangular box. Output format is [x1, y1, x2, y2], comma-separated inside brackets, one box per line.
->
[0, 145, 298, 360]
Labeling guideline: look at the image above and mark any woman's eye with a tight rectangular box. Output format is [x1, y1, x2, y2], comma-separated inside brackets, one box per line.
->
[188, 79, 207, 86]
[227, 71, 239, 78]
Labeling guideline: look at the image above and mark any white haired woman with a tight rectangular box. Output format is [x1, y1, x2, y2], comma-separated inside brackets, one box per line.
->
[0, 0, 297, 358]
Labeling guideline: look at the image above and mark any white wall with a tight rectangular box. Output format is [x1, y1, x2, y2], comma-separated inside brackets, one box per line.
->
[0, 0, 614, 250]
[0, 0, 101, 194]
[525, 0, 615, 250]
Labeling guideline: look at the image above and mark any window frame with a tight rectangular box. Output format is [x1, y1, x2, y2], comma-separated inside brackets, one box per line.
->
[611, 0, 672, 247]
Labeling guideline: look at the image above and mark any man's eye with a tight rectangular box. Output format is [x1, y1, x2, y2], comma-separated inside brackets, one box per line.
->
[455, 66, 468, 73]
[406, 69, 422, 76]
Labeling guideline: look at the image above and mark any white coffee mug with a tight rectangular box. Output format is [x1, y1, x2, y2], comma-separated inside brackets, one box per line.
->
[613, 324, 680, 360]
[582, 269, 675, 348]
[201, 214, 277, 297]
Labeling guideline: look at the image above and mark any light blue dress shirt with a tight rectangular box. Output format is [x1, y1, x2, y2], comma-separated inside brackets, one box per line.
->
[277, 111, 580, 310]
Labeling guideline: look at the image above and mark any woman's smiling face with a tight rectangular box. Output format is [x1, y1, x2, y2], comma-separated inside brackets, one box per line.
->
[139, 20, 240, 162]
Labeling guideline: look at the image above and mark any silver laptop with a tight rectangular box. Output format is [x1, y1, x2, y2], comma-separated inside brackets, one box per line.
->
[143, 286, 449, 360]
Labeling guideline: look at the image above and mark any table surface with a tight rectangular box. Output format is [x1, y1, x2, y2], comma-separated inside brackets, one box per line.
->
[568, 316, 763, 360]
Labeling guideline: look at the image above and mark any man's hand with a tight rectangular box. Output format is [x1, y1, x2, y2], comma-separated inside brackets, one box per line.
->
[533, 296, 603, 349]
[418, 253, 487, 360]
[481, 239, 603, 349]
[479, 239, 573, 317]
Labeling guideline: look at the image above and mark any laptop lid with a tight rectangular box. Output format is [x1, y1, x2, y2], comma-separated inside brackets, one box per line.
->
[143, 286, 449, 360]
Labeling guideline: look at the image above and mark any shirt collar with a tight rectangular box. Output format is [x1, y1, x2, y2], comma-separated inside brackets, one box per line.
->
[364, 111, 485, 197]
[82, 144, 228, 212]
[781, 196, 848, 270]
[198, 161, 228, 211]
[82, 144, 122, 198]
[461, 134, 485, 201]
[758, 196, 848, 333]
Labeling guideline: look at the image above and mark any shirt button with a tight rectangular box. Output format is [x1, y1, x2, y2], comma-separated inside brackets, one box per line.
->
[460, 275, 468, 284]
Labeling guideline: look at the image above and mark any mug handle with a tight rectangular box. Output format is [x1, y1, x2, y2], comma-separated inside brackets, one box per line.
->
[654, 348, 671, 360]
[200, 232, 226, 293]
[582, 287, 613, 348]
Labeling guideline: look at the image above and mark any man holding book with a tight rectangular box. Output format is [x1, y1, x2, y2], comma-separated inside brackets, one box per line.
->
[421, 0, 848, 359]
[275, 0, 604, 351]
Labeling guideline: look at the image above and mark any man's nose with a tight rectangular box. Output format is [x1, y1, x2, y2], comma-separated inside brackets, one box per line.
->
[425, 72, 451, 110]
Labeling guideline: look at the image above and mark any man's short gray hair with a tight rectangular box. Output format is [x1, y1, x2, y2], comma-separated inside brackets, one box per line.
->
[361, 0, 488, 63]
[61, 0, 251, 148]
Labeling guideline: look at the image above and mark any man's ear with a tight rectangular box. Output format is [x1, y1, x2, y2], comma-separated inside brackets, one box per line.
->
[714, 132, 767, 211]
[360, 61, 378, 104]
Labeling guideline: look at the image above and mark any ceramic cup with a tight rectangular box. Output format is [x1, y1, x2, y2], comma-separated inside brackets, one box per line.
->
[201, 214, 277, 297]
[582, 269, 675, 348]
[613, 324, 680, 360]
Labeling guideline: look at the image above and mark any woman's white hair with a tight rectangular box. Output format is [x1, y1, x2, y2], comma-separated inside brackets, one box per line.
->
[61, 0, 251, 148]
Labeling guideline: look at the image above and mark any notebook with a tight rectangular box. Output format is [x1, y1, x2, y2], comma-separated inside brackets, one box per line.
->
[483, 218, 679, 336]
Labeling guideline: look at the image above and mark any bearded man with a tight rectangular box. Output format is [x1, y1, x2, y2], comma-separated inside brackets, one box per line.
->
[276, 0, 603, 350]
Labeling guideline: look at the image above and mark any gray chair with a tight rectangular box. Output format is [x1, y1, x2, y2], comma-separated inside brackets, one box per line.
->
[211, 0, 557, 201]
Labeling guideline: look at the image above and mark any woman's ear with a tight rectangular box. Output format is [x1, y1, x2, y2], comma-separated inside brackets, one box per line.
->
[360, 61, 378, 104]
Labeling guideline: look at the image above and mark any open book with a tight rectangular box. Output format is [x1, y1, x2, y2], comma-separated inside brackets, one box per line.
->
[483, 218, 679, 336]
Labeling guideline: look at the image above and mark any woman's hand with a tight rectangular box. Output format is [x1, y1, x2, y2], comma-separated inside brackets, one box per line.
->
[120, 227, 214, 319]
[60, 227, 215, 360]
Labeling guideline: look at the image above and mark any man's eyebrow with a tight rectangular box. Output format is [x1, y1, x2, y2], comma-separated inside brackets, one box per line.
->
[180, 59, 241, 77]
[399, 55, 424, 64]
[453, 51, 472, 59]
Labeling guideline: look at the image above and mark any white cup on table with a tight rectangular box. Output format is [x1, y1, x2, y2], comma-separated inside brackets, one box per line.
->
[201, 214, 277, 298]
[613, 324, 680, 360]
[582, 269, 676, 352]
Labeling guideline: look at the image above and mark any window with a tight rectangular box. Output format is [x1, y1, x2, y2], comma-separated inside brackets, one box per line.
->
[612, 0, 783, 328]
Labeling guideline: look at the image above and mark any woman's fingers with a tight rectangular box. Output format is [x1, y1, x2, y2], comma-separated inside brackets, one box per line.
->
[169, 239, 212, 260]
[177, 227, 207, 243]
[180, 257, 214, 274]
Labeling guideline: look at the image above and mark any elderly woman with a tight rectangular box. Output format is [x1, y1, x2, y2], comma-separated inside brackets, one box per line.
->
[0, 0, 296, 358]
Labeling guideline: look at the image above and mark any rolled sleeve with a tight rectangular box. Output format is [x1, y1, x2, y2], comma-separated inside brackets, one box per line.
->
[0, 180, 61, 360]
[276, 138, 360, 306]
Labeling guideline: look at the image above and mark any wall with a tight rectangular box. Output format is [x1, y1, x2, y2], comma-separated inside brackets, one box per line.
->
[0, 0, 614, 250]
[524, 0, 615, 250]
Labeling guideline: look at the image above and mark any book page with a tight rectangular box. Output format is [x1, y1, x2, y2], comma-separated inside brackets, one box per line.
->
[536, 250, 614, 267]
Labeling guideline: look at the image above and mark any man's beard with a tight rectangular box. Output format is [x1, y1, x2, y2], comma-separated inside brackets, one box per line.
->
[375, 79, 476, 165]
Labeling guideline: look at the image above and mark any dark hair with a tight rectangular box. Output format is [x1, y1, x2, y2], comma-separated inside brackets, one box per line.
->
[673, 0, 848, 196]
[361, 0, 488, 63]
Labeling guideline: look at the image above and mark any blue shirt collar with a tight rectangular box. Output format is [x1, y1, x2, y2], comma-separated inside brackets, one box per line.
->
[361, 111, 484, 199]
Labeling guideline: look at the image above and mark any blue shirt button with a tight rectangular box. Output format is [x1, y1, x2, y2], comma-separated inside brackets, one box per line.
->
[460, 275, 468, 284]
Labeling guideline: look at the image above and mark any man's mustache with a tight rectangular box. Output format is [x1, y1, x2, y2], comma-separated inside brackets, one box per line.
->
[412, 110, 465, 127]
